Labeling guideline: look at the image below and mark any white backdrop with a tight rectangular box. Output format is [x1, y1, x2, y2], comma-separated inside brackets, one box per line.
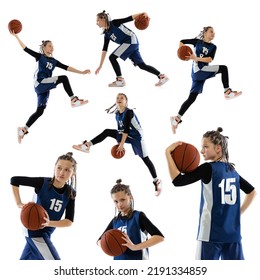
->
[1, 0, 259, 279]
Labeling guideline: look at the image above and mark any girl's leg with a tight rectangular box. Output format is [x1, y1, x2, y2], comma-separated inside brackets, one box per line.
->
[17, 105, 46, 144]
[141, 156, 162, 196]
[137, 62, 169, 86]
[72, 129, 117, 153]
[108, 54, 125, 87]
[215, 65, 242, 99]
[56, 75, 88, 107]
[171, 93, 199, 134]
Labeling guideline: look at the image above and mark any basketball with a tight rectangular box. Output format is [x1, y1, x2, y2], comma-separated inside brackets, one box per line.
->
[100, 229, 127, 256]
[111, 144, 125, 159]
[177, 45, 192, 61]
[134, 14, 150, 30]
[8, 19, 22, 34]
[20, 202, 47, 231]
[171, 142, 200, 173]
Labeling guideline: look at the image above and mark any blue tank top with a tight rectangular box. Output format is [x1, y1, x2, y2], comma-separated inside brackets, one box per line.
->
[113, 211, 148, 260]
[115, 108, 143, 141]
[197, 162, 241, 242]
[34, 55, 57, 83]
[25, 177, 71, 238]
[193, 39, 216, 69]
[105, 21, 138, 45]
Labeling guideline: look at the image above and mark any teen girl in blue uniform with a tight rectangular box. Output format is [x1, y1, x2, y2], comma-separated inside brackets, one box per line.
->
[97, 179, 164, 260]
[11, 152, 77, 260]
[72, 93, 162, 196]
[95, 11, 169, 87]
[165, 128, 256, 260]
[10, 32, 90, 143]
[171, 26, 242, 134]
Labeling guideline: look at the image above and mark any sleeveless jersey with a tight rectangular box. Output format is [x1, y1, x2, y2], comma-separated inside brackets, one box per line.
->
[115, 108, 143, 141]
[193, 39, 216, 70]
[34, 55, 57, 84]
[105, 21, 138, 45]
[197, 162, 241, 242]
[25, 177, 72, 238]
[113, 211, 148, 260]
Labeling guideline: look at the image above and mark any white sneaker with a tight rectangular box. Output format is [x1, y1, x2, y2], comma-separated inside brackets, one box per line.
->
[224, 89, 242, 100]
[72, 143, 90, 153]
[17, 127, 28, 144]
[154, 179, 162, 197]
[170, 116, 181, 134]
[71, 97, 88, 108]
[108, 79, 126, 87]
[155, 75, 169, 86]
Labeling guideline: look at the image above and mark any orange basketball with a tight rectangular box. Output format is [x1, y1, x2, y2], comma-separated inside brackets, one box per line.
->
[20, 202, 47, 230]
[100, 229, 127, 256]
[171, 142, 200, 173]
[134, 14, 150, 30]
[177, 45, 192, 61]
[8, 19, 22, 34]
[111, 144, 125, 159]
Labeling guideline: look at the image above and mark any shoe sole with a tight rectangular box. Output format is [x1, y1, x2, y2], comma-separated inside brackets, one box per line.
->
[225, 92, 242, 100]
[72, 100, 88, 108]
[72, 145, 89, 153]
[155, 77, 169, 86]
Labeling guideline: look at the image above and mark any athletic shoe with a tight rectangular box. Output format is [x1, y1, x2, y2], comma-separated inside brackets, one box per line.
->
[224, 89, 242, 100]
[154, 179, 162, 197]
[17, 127, 28, 144]
[72, 143, 90, 153]
[71, 96, 88, 108]
[155, 75, 169, 86]
[108, 79, 126, 87]
[170, 116, 182, 134]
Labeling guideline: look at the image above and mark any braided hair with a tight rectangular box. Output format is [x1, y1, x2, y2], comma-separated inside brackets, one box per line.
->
[51, 152, 77, 199]
[105, 93, 128, 114]
[97, 10, 111, 32]
[196, 26, 213, 40]
[111, 179, 134, 218]
[203, 127, 235, 170]
[40, 40, 52, 54]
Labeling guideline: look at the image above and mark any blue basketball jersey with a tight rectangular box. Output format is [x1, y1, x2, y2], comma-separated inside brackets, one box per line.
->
[113, 211, 148, 260]
[34, 55, 57, 85]
[25, 177, 71, 238]
[193, 39, 216, 70]
[115, 108, 143, 141]
[105, 21, 138, 45]
[197, 162, 241, 242]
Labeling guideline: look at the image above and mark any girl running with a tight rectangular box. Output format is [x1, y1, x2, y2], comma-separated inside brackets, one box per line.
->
[11, 152, 77, 260]
[72, 93, 162, 196]
[165, 128, 256, 260]
[171, 26, 242, 134]
[10, 32, 90, 143]
[97, 179, 164, 260]
[95, 11, 169, 87]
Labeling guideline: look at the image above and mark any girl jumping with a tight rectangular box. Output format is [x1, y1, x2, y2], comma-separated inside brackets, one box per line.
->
[171, 26, 242, 134]
[11, 32, 90, 143]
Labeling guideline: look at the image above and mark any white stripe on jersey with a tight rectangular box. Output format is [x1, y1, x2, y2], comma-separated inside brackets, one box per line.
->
[118, 25, 138, 44]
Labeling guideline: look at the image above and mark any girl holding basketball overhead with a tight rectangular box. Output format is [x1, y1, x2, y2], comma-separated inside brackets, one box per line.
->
[171, 26, 242, 134]
[10, 152, 77, 260]
[10, 31, 90, 144]
[72, 93, 162, 196]
[97, 179, 164, 260]
[95, 10, 169, 87]
[165, 128, 256, 260]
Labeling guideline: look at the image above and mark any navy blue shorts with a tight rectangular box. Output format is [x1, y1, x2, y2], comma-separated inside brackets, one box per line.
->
[113, 43, 144, 65]
[196, 241, 244, 260]
[20, 235, 60, 260]
[116, 133, 147, 158]
[34, 77, 58, 107]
